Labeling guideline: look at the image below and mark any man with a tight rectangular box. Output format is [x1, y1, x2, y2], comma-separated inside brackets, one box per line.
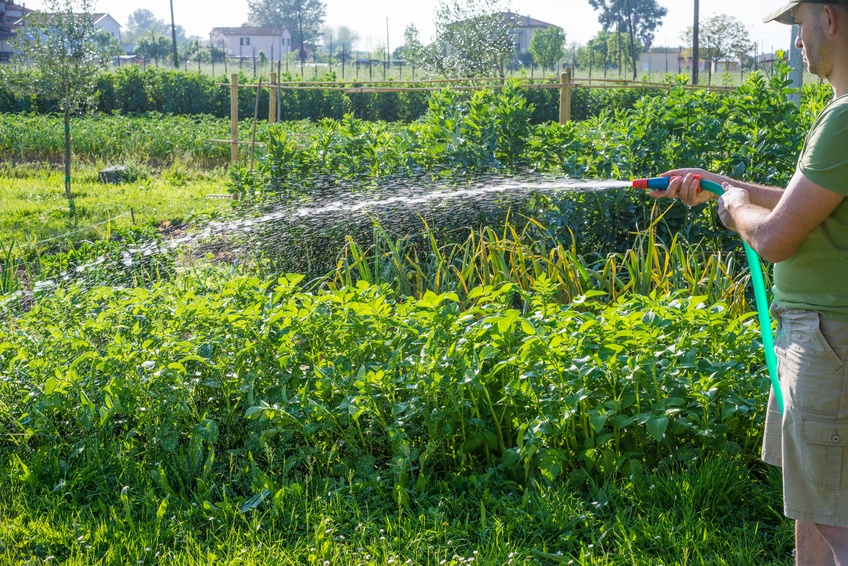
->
[651, 1, 848, 563]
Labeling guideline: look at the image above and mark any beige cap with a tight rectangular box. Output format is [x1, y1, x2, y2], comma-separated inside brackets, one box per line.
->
[764, 0, 848, 25]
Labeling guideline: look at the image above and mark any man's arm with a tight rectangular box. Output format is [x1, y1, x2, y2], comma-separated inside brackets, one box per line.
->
[719, 170, 845, 263]
[659, 168, 785, 209]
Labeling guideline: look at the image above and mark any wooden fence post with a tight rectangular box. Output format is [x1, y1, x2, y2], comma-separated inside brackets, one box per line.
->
[269, 72, 277, 124]
[230, 73, 239, 163]
[559, 68, 572, 125]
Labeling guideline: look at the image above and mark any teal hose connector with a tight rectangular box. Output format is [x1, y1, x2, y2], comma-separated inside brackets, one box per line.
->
[633, 176, 784, 414]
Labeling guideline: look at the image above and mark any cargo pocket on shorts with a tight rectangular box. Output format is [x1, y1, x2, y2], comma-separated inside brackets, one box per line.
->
[801, 418, 848, 489]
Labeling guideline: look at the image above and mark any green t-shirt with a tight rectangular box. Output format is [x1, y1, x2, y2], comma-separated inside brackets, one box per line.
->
[773, 94, 848, 322]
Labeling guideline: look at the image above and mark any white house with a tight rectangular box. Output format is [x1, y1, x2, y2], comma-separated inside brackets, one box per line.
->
[0, 1, 31, 60]
[503, 13, 556, 54]
[91, 13, 121, 42]
[639, 47, 683, 75]
[10, 9, 122, 48]
[210, 27, 293, 61]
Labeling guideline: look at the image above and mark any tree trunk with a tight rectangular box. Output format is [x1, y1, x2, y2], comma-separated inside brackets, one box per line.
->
[624, 0, 638, 80]
[64, 91, 72, 200]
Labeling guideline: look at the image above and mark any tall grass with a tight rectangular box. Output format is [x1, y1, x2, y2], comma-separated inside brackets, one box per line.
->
[329, 215, 760, 316]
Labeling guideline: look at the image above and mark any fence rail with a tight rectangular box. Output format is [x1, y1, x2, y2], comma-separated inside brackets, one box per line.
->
[213, 70, 737, 164]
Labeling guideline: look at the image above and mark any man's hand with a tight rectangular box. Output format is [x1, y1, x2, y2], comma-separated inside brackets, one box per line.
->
[717, 184, 751, 232]
[650, 169, 719, 206]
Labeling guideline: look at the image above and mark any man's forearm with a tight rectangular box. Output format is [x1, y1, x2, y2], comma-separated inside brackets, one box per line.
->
[710, 174, 784, 210]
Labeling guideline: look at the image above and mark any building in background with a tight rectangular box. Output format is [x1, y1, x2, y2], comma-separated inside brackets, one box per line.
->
[6, 8, 122, 58]
[89, 13, 122, 42]
[0, 1, 32, 61]
[210, 27, 292, 62]
[637, 47, 680, 75]
[504, 13, 555, 54]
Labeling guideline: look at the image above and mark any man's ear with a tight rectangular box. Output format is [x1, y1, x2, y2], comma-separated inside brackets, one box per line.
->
[823, 4, 842, 35]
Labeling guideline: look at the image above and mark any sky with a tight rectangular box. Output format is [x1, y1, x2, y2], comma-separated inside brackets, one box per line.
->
[21, 0, 795, 54]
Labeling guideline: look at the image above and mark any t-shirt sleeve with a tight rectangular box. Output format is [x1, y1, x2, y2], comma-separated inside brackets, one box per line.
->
[799, 101, 848, 197]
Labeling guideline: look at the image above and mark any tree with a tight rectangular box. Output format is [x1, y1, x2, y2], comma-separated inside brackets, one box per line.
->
[135, 33, 173, 66]
[405, 0, 515, 78]
[321, 25, 359, 66]
[93, 29, 123, 58]
[605, 31, 643, 72]
[125, 8, 185, 44]
[7, 0, 109, 201]
[577, 31, 642, 77]
[681, 14, 752, 72]
[247, 0, 327, 57]
[529, 25, 565, 73]
[588, 0, 666, 50]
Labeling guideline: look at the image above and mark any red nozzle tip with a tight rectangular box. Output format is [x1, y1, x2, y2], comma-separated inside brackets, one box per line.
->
[632, 178, 649, 190]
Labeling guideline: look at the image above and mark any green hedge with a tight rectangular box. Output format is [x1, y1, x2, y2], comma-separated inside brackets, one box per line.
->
[0, 66, 670, 124]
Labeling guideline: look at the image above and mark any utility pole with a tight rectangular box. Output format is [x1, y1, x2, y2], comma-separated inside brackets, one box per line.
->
[298, 5, 304, 78]
[170, 0, 178, 69]
[789, 25, 803, 106]
[386, 17, 390, 79]
[692, 0, 700, 85]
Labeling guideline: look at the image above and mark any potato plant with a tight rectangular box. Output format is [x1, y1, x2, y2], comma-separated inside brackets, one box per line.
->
[0, 272, 767, 504]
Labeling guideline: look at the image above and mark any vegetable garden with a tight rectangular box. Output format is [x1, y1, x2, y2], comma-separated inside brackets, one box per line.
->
[0, 62, 823, 564]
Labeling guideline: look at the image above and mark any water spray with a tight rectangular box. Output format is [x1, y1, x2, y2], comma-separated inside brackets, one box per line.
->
[632, 175, 784, 414]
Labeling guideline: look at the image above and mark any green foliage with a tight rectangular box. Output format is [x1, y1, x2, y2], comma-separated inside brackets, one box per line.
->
[0, 272, 769, 502]
[529, 26, 567, 72]
[681, 14, 753, 67]
[237, 61, 809, 263]
[133, 34, 175, 66]
[588, 0, 668, 50]
[7, 0, 109, 116]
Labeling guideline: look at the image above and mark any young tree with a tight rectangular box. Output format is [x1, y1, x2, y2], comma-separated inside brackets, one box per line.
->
[577, 31, 642, 77]
[93, 29, 124, 58]
[135, 33, 173, 66]
[681, 14, 751, 74]
[405, 0, 515, 78]
[8, 0, 109, 200]
[529, 25, 566, 74]
[578, 33, 609, 76]
[124, 8, 185, 44]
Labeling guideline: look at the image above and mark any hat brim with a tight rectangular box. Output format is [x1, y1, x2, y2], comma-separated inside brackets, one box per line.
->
[763, 2, 797, 24]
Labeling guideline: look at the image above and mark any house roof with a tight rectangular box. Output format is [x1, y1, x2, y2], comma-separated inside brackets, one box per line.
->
[502, 12, 556, 29]
[91, 13, 121, 28]
[211, 27, 285, 36]
[3, 2, 32, 12]
[15, 11, 120, 28]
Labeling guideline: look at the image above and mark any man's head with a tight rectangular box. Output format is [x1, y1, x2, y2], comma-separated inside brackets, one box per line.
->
[764, 0, 848, 25]
[766, 1, 848, 80]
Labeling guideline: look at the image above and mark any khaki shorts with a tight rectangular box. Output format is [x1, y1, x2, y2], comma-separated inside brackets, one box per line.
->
[762, 303, 848, 527]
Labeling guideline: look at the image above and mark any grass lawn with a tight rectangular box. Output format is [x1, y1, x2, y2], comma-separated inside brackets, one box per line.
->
[0, 162, 233, 246]
[0, 457, 794, 565]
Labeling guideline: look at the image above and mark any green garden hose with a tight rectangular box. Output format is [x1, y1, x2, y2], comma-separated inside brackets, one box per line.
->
[632, 176, 784, 414]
